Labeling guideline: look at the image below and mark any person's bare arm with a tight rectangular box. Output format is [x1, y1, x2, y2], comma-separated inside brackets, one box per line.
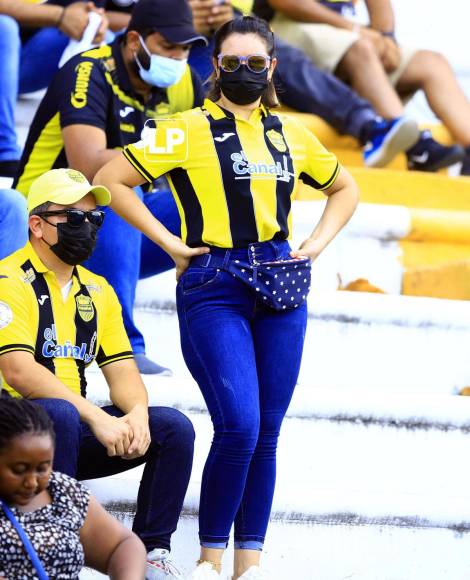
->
[0, 350, 133, 456]
[268, 0, 355, 29]
[105, 10, 130, 32]
[63, 125, 121, 182]
[189, 0, 234, 36]
[0, 0, 106, 41]
[365, 0, 395, 34]
[81, 496, 147, 579]
[291, 167, 359, 261]
[94, 155, 209, 278]
[101, 359, 151, 459]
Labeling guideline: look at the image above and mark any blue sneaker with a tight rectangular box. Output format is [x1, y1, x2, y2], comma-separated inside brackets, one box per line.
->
[407, 130, 465, 172]
[135, 354, 172, 376]
[363, 117, 420, 168]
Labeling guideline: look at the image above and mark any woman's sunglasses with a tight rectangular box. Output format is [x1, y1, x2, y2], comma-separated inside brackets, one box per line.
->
[36, 209, 105, 228]
[217, 54, 271, 74]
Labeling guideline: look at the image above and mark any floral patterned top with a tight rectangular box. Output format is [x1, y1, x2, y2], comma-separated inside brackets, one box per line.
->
[0, 471, 90, 579]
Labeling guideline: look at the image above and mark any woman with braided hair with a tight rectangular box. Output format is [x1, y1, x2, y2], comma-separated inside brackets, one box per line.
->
[0, 396, 147, 579]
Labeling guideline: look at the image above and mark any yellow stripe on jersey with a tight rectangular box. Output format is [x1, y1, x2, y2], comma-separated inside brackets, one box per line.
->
[16, 112, 62, 196]
[124, 99, 339, 248]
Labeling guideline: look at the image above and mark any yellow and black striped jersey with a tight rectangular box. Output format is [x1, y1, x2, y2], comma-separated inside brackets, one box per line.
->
[0, 243, 133, 397]
[123, 98, 340, 248]
[13, 37, 204, 196]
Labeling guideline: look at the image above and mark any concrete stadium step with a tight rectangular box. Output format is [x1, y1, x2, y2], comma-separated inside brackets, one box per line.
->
[80, 514, 470, 580]
[84, 394, 470, 517]
[79, 394, 470, 578]
[133, 277, 470, 395]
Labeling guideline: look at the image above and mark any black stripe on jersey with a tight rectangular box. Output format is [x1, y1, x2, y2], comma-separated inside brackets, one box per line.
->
[299, 161, 339, 191]
[73, 272, 98, 398]
[261, 114, 295, 239]
[22, 260, 56, 375]
[52, 148, 68, 170]
[0, 344, 35, 355]
[206, 113, 259, 247]
[97, 350, 134, 368]
[123, 148, 154, 182]
[169, 168, 204, 247]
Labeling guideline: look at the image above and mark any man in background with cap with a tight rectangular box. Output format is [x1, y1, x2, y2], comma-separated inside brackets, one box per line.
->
[0, 168, 195, 580]
[11, 0, 208, 375]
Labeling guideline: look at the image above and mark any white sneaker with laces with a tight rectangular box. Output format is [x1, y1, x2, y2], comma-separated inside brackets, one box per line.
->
[146, 548, 184, 579]
[235, 566, 268, 579]
[188, 561, 220, 579]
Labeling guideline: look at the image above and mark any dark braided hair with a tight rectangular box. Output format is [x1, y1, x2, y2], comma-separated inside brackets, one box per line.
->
[0, 398, 55, 453]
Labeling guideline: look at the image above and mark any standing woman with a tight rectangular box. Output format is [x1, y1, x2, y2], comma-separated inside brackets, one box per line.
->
[94, 16, 359, 580]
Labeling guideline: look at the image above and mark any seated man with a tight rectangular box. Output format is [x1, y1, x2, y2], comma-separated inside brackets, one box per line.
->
[0, 168, 194, 580]
[91, 0, 421, 168]
[0, 0, 107, 177]
[12, 0, 208, 374]
[254, 0, 470, 173]
[188, 0, 420, 168]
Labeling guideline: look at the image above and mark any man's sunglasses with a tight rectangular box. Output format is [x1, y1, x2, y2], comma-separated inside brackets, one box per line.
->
[36, 209, 105, 228]
[217, 54, 271, 74]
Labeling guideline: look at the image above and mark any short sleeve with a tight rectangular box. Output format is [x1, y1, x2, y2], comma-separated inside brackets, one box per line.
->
[95, 282, 133, 368]
[297, 124, 340, 191]
[0, 276, 35, 357]
[59, 56, 109, 132]
[123, 113, 186, 182]
[51, 472, 91, 529]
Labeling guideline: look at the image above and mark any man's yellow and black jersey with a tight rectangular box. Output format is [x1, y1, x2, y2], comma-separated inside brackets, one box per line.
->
[123, 98, 340, 248]
[0, 243, 133, 398]
[13, 36, 205, 196]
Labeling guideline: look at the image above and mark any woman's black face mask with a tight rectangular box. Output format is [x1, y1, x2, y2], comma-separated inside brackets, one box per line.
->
[218, 66, 269, 106]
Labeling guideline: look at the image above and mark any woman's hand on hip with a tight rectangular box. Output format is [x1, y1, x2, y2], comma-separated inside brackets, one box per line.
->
[290, 238, 325, 262]
[165, 235, 210, 279]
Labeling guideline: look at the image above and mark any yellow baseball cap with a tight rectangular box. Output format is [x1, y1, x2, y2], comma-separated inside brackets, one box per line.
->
[28, 168, 111, 213]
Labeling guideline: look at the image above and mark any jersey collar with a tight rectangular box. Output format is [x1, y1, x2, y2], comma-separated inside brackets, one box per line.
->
[203, 98, 268, 121]
[22, 241, 49, 274]
[22, 242, 81, 283]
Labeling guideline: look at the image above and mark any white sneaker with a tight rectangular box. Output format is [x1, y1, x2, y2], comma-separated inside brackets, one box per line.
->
[146, 548, 184, 579]
[188, 561, 220, 579]
[235, 566, 268, 579]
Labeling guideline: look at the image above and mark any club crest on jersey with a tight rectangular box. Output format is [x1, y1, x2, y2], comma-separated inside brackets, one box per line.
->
[22, 268, 36, 284]
[266, 129, 287, 153]
[231, 151, 293, 183]
[76, 294, 95, 322]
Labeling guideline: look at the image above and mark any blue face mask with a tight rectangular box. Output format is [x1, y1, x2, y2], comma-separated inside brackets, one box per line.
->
[135, 35, 187, 88]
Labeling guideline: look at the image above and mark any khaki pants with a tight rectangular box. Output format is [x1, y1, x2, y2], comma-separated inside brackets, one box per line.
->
[271, 14, 417, 88]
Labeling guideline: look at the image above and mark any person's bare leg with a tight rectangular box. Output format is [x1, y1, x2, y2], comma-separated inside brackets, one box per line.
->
[233, 549, 261, 579]
[396, 50, 470, 146]
[199, 547, 224, 573]
[336, 38, 404, 118]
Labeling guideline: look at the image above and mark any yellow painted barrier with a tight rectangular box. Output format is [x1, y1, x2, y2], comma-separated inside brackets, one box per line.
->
[403, 260, 470, 300]
[296, 168, 470, 212]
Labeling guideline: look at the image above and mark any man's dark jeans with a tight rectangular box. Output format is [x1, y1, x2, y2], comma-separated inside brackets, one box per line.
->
[35, 399, 195, 552]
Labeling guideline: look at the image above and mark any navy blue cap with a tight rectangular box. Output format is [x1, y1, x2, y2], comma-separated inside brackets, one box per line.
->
[128, 0, 208, 45]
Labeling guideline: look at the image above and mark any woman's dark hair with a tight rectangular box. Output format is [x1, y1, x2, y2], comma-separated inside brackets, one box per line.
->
[0, 397, 55, 453]
[207, 16, 279, 108]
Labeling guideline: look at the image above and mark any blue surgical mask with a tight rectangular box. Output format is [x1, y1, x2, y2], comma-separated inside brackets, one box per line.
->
[135, 35, 187, 88]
